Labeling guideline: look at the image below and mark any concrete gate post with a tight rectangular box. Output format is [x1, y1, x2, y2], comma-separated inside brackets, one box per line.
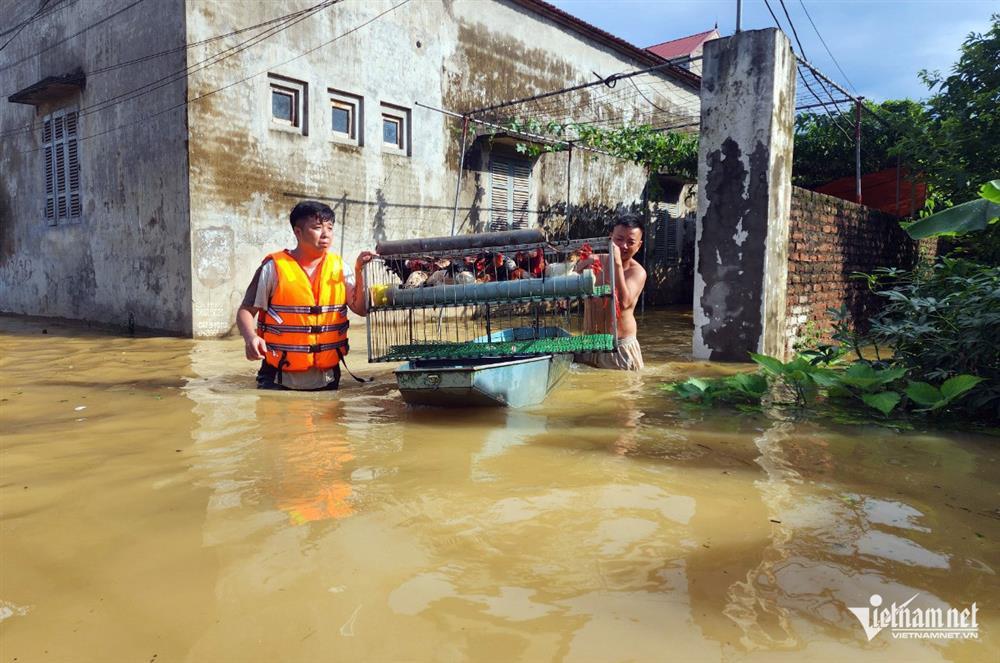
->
[692, 28, 796, 361]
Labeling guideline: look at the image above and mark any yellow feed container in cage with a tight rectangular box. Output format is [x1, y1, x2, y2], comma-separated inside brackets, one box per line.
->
[370, 283, 391, 307]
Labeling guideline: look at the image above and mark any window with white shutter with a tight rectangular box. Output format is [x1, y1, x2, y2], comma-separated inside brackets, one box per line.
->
[43, 107, 81, 225]
[489, 155, 531, 231]
[654, 204, 681, 264]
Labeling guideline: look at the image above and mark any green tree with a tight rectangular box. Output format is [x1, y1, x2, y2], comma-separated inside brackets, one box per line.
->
[899, 13, 1000, 206]
[792, 99, 923, 190]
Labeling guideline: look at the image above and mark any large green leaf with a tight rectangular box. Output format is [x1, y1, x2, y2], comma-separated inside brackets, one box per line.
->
[749, 353, 786, 376]
[686, 378, 711, 392]
[939, 374, 985, 401]
[905, 198, 1000, 239]
[838, 363, 907, 391]
[861, 392, 902, 416]
[980, 180, 1000, 205]
[905, 381, 942, 407]
[727, 372, 768, 397]
[810, 369, 842, 388]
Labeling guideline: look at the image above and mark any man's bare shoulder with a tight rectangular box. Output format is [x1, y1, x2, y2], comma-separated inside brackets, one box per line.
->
[625, 261, 647, 280]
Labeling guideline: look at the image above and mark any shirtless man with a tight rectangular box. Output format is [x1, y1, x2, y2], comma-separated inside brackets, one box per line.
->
[574, 216, 647, 371]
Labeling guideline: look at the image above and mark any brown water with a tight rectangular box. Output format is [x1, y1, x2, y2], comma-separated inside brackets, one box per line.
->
[1, 310, 998, 663]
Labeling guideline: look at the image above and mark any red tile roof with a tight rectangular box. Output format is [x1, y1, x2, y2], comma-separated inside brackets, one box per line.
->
[646, 29, 720, 60]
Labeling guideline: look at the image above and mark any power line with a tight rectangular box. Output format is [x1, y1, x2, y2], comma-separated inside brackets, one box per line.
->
[1, 1, 334, 99]
[0, 0, 148, 73]
[2, 0, 340, 140]
[776, 0, 858, 116]
[0, 0, 76, 39]
[17, 0, 413, 153]
[777, 0, 807, 58]
[0, 0, 52, 54]
[798, 0, 858, 94]
[762, 0, 852, 140]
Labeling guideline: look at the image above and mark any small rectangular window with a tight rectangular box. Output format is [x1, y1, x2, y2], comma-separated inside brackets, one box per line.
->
[328, 89, 363, 146]
[268, 74, 307, 134]
[271, 88, 295, 124]
[43, 107, 81, 225]
[382, 117, 401, 146]
[380, 102, 410, 156]
[332, 104, 351, 134]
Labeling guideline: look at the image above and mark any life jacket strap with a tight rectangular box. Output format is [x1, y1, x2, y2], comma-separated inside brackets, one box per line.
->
[258, 321, 350, 335]
[276, 350, 290, 385]
[336, 347, 372, 384]
[269, 304, 348, 314]
[267, 339, 349, 354]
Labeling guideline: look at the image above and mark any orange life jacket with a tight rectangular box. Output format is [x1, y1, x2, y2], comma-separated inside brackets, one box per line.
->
[257, 250, 349, 373]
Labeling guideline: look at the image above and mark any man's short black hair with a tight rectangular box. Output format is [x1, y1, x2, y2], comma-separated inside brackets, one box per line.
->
[289, 200, 335, 228]
[612, 213, 644, 236]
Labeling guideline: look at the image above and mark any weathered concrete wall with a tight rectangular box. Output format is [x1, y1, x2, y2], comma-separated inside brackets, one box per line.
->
[185, 0, 699, 336]
[785, 187, 928, 354]
[693, 28, 796, 361]
[0, 0, 192, 333]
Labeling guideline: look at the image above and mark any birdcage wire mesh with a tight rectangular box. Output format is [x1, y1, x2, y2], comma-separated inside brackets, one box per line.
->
[364, 236, 618, 362]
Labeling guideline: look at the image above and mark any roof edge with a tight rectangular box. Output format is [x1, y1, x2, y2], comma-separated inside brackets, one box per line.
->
[507, 0, 700, 89]
[646, 28, 719, 51]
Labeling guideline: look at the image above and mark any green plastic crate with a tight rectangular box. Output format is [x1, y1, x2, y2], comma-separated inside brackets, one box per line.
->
[382, 334, 616, 361]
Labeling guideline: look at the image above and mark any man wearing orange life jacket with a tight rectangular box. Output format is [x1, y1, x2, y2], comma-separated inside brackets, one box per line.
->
[236, 200, 375, 390]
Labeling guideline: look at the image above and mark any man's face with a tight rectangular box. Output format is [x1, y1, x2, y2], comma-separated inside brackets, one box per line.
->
[293, 215, 334, 252]
[611, 225, 643, 262]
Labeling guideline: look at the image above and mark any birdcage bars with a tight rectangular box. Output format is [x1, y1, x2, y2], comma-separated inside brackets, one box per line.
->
[364, 236, 618, 362]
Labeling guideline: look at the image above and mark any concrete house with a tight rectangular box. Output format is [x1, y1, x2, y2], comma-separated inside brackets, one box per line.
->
[0, 0, 700, 336]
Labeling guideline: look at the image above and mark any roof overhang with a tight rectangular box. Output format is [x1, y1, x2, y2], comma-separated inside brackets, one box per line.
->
[474, 131, 564, 153]
[8, 71, 86, 106]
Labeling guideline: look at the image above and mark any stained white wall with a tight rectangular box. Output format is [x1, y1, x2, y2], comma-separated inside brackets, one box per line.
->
[0, 0, 192, 333]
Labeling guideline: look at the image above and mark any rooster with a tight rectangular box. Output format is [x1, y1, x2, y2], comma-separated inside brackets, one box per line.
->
[577, 242, 603, 277]
[544, 250, 580, 278]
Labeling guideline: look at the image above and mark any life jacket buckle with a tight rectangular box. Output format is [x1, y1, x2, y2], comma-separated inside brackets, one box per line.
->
[309, 343, 321, 353]
[309, 305, 323, 315]
[310, 325, 323, 334]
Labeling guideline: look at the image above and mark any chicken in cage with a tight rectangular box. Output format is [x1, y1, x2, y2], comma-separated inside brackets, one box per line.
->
[363, 229, 617, 407]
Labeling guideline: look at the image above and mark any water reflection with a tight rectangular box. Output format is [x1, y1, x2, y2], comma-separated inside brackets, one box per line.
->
[256, 398, 356, 523]
[2, 312, 998, 662]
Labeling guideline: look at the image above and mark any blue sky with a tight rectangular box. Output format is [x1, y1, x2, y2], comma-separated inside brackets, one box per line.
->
[549, 0, 997, 102]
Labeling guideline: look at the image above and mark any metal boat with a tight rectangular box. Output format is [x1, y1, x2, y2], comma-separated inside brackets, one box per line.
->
[393, 327, 573, 407]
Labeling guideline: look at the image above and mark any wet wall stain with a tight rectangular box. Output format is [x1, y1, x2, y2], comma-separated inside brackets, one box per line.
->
[0, 181, 15, 264]
[697, 137, 770, 361]
[194, 226, 234, 289]
[373, 188, 387, 244]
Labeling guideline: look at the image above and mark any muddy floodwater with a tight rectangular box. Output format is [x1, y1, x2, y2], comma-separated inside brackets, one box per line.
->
[1, 310, 998, 662]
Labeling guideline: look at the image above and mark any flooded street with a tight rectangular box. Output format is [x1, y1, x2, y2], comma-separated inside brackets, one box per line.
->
[2, 310, 998, 662]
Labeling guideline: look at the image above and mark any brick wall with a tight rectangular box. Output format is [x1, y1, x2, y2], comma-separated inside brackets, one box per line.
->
[785, 187, 931, 354]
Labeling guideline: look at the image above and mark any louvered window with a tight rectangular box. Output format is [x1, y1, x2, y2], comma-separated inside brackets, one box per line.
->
[654, 204, 681, 263]
[489, 155, 531, 231]
[43, 108, 81, 225]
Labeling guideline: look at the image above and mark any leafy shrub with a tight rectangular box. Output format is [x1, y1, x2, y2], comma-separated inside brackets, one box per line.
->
[663, 354, 982, 423]
[863, 258, 1000, 416]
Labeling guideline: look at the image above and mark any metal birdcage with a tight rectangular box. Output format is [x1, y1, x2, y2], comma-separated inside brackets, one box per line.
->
[363, 230, 618, 367]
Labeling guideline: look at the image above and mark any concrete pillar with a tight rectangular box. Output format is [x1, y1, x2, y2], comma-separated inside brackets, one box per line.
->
[692, 28, 796, 361]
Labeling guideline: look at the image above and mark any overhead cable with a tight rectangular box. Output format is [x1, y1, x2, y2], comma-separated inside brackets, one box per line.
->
[0, 0, 149, 72]
[0, 0, 52, 54]
[798, 0, 858, 94]
[2, 0, 340, 140]
[18, 0, 412, 153]
[1, 1, 336, 99]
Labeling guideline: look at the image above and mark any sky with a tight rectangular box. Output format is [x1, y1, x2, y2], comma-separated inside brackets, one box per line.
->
[548, 0, 997, 102]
